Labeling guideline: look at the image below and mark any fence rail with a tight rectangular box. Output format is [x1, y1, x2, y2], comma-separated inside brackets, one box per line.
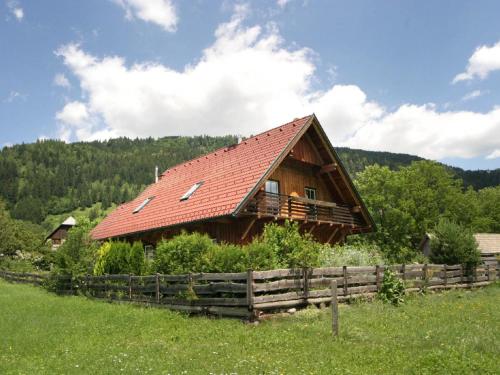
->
[0, 261, 497, 319]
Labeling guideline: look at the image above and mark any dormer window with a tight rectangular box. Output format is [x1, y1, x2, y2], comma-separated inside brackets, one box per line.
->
[133, 197, 154, 214]
[180, 181, 203, 201]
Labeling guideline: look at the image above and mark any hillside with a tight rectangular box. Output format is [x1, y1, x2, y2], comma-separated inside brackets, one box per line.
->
[0, 136, 498, 226]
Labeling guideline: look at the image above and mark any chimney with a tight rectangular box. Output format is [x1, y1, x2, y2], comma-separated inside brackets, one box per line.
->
[237, 134, 243, 144]
[155, 166, 159, 183]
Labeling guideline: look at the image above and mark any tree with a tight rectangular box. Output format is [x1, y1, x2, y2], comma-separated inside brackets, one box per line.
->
[429, 219, 480, 267]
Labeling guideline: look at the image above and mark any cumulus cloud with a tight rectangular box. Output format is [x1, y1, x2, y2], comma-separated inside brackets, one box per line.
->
[7, 1, 23, 21]
[55, 11, 500, 161]
[53, 73, 71, 89]
[453, 41, 500, 83]
[486, 149, 500, 160]
[112, 0, 177, 32]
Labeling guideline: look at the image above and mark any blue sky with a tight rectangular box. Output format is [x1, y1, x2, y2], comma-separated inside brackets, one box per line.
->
[1, 0, 500, 170]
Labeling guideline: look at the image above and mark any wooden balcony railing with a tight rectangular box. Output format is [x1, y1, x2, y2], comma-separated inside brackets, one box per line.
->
[243, 191, 364, 226]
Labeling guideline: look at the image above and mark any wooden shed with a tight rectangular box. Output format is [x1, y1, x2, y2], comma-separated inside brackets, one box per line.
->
[46, 216, 76, 250]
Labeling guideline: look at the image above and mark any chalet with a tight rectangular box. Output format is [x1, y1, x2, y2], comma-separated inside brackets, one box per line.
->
[91, 115, 374, 246]
[46, 216, 76, 250]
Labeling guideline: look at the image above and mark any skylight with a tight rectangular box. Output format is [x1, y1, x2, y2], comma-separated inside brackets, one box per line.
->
[133, 197, 154, 214]
[180, 181, 203, 201]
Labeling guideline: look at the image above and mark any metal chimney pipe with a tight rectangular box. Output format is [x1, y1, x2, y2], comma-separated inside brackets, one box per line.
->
[155, 166, 159, 183]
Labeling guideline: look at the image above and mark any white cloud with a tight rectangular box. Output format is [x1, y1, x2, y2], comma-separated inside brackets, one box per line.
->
[277, 0, 291, 9]
[7, 1, 23, 21]
[3, 90, 26, 103]
[486, 149, 500, 159]
[453, 41, 500, 83]
[461, 89, 483, 101]
[112, 0, 177, 32]
[55, 101, 89, 126]
[53, 73, 71, 89]
[55, 10, 500, 161]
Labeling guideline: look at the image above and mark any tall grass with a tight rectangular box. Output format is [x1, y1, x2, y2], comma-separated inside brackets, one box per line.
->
[0, 280, 498, 374]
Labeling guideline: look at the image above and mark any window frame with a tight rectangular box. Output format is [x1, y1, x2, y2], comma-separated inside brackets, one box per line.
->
[133, 196, 154, 214]
[265, 179, 280, 195]
[304, 187, 317, 201]
[180, 181, 204, 201]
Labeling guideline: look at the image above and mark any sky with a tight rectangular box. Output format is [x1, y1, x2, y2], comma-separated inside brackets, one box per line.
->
[1, 0, 500, 170]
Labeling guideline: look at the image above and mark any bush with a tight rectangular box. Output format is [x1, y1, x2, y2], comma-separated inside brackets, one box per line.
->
[52, 218, 97, 278]
[205, 244, 247, 273]
[378, 269, 405, 306]
[260, 220, 321, 268]
[129, 241, 145, 275]
[244, 240, 280, 271]
[319, 243, 385, 267]
[93, 241, 145, 275]
[152, 232, 216, 274]
[429, 219, 480, 267]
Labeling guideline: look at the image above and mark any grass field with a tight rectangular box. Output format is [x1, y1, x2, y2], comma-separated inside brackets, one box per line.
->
[0, 280, 499, 374]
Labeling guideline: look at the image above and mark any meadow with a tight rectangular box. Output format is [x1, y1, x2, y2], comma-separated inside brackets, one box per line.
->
[0, 280, 498, 374]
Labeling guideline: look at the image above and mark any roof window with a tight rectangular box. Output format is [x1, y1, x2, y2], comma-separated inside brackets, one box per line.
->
[180, 181, 203, 201]
[133, 197, 154, 214]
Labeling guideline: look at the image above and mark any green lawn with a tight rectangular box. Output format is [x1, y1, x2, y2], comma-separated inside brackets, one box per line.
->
[0, 280, 499, 375]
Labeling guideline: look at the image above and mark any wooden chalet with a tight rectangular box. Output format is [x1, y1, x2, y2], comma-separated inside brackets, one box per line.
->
[46, 216, 76, 250]
[91, 115, 374, 246]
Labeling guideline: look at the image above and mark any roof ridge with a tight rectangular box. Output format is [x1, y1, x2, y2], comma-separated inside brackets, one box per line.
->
[160, 114, 313, 176]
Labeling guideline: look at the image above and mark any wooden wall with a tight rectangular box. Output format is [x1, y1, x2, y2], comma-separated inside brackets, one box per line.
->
[267, 161, 334, 202]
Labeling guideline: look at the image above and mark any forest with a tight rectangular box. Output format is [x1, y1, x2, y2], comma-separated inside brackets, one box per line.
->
[0, 134, 498, 272]
[0, 135, 498, 228]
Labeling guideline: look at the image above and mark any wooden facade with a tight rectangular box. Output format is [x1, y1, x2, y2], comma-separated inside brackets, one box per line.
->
[120, 118, 373, 246]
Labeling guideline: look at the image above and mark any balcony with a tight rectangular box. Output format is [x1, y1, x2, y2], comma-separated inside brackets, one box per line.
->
[243, 191, 364, 226]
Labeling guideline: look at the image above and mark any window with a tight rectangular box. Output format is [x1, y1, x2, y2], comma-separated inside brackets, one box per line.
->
[305, 187, 317, 201]
[305, 187, 317, 220]
[144, 245, 155, 261]
[264, 180, 280, 215]
[133, 197, 154, 214]
[180, 181, 204, 201]
[265, 180, 280, 195]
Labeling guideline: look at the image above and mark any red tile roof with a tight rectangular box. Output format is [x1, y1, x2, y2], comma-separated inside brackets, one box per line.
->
[91, 115, 313, 240]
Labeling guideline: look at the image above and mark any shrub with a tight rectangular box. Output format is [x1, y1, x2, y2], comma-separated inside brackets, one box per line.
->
[129, 241, 145, 275]
[260, 220, 321, 268]
[378, 269, 405, 306]
[152, 232, 216, 274]
[319, 243, 385, 267]
[52, 218, 97, 277]
[93, 241, 145, 275]
[204, 244, 247, 273]
[429, 219, 480, 267]
[244, 240, 280, 271]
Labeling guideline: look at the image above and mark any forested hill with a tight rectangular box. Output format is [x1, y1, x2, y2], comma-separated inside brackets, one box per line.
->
[0, 136, 498, 225]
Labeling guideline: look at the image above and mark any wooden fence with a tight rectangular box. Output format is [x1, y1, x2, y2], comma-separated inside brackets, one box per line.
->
[0, 262, 497, 319]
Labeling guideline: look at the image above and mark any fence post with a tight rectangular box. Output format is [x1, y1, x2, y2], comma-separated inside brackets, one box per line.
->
[423, 264, 428, 288]
[443, 264, 448, 287]
[303, 268, 309, 300]
[156, 273, 160, 303]
[331, 280, 338, 337]
[342, 266, 348, 297]
[375, 265, 381, 292]
[246, 269, 254, 315]
[128, 274, 132, 300]
[460, 264, 464, 284]
[486, 264, 490, 282]
[402, 264, 406, 282]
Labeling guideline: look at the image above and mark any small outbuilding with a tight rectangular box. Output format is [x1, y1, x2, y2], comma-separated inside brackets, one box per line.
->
[46, 216, 76, 250]
[474, 233, 500, 265]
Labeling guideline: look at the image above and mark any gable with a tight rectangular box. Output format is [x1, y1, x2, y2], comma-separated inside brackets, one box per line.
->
[234, 116, 374, 231]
